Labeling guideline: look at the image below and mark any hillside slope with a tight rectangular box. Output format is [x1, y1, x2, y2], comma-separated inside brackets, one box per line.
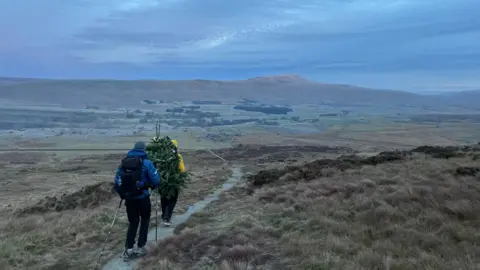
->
[0, 75, 428, 108]
[439, 90, 480, 109]
[141, 145, 480, 270]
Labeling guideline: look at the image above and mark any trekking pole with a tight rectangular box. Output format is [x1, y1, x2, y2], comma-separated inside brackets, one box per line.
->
[155, 189, 158, 242]
[155, 120, 160, 242]
[94, 199, 123, 270]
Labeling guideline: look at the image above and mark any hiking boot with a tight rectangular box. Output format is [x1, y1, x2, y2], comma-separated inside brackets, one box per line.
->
[135, 246, 147, 257]
[122, 248, 136, 262]
[162, 219, 172, 227]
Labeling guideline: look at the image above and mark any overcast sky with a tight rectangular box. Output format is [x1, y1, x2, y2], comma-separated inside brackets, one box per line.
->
[0, 0, 478, 92]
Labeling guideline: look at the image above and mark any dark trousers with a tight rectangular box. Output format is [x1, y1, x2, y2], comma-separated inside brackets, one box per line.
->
[160, 191, 179, 221]
[125, 197, 151, 249]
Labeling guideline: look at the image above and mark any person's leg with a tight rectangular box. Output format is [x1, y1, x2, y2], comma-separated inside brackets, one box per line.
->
[125, 200, 140, 249]
[160, 195, 167, 221]
[123, 199, 140, 261]
[165, 190, 179, 222]
[137, 197, 151, 252]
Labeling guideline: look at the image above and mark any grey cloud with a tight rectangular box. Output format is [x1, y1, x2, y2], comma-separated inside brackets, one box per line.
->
[1, 0, 480, 91]
[75, 30, 202, 48]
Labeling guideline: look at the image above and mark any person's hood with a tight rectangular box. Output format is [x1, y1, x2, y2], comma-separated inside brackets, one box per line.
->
[127, 149, 148, 158]
[171, 139, 178, 148]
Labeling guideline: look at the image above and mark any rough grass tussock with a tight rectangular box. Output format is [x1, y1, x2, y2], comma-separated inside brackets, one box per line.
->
[454, 166, 480, 176]
[247, 150, 409, 188]
[141, 144, 480, 270]
[411, 144, 480, 159]
[0, 148, 237, 270]
[16, 182, 115, 216]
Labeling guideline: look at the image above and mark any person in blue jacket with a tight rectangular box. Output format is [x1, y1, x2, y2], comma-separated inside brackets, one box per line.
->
[114, 141, 160, 261]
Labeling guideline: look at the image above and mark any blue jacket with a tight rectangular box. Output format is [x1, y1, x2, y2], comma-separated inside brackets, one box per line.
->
[114, 149, 161, 200]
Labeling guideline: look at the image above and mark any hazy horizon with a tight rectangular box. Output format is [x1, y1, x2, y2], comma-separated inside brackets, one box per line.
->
[1, 73, 479, 94]
[1, 0, 479, 92]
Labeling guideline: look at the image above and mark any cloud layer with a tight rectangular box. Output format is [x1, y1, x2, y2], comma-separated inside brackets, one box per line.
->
[0, 0, 479, 91]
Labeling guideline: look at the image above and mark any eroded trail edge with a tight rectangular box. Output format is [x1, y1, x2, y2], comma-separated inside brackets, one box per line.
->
[102, 166, 244, 270]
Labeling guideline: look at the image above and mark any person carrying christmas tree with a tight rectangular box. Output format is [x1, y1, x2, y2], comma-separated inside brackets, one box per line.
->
[146, 136, 189, 227]
[160, 139, 185, 226]
[114, 141, 161, 261]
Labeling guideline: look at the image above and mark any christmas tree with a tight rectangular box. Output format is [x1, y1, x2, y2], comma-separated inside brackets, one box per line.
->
[146, 136, 190, 198]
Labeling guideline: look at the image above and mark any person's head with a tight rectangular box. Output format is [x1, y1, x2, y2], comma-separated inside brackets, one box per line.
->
[133, 141, 146, 151]
[171, 139, 178, 149]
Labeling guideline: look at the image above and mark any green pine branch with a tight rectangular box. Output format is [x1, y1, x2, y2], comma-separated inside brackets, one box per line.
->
[146, 136, 190, 198]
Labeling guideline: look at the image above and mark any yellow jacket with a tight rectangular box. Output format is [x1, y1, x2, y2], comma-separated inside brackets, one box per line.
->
[171, 139, 185, 172]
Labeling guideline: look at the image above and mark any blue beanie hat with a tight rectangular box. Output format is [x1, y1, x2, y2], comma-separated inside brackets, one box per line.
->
[134, 141, 146, 150]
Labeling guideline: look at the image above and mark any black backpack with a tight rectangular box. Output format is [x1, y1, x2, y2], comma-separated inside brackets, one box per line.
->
[118, 156, 148, 199]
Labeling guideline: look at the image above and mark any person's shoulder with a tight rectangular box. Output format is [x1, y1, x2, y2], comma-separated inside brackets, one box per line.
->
[143, 158, 156, 167]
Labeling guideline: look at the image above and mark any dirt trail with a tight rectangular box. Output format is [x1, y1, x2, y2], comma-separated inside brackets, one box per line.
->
[102, 166, 244, 270]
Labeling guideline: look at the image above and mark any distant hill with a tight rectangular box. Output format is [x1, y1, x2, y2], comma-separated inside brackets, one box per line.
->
[448, 89, 480, 97]
[0, 77, 46, 86]
[434, 89, 480, 109]
[0, 75, 475, 109]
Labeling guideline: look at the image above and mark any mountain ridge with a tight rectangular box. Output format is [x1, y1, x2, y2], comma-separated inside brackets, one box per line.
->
[0, 75, 477, 109]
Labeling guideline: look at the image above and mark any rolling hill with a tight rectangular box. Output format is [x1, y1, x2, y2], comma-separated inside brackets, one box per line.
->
[0, 75, 476, 109]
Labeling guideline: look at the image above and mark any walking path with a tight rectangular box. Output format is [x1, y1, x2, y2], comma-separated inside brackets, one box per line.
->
[102, 166, 244, 270]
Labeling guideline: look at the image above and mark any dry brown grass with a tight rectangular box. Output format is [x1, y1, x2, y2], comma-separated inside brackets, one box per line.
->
[2, 143, 479, 269]
[0, 149, 231, 270]
[140, 146, 480, 270]
[0, 203, 126, 270]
